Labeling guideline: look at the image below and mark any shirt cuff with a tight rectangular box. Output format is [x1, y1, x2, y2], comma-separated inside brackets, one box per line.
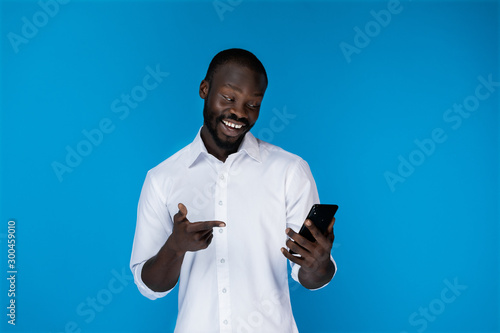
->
[290, 255, 337, 291]
[132, 260, 172, 300]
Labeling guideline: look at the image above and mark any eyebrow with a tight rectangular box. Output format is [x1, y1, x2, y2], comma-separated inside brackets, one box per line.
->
[224, 83, 264, 97]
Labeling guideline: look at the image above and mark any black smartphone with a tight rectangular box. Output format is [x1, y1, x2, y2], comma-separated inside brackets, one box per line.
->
[290, 204, 338, 254]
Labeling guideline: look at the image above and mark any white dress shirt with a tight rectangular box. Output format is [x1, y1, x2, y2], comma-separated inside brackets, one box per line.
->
[130, 130, 336, 333]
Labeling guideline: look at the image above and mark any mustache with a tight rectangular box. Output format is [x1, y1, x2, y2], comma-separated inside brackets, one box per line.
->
[218, 114, 250, 127]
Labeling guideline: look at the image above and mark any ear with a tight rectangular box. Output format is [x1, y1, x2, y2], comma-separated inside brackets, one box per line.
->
[199, 80, 209, 99]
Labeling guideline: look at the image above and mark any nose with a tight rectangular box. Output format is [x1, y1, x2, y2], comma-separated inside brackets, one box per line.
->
[230, 102, 248, 119]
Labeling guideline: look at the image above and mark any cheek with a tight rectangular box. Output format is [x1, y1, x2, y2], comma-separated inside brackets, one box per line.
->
[249, 110, 260, 124]
[210, 99, 231, 116]
[205, 100, 224, 121]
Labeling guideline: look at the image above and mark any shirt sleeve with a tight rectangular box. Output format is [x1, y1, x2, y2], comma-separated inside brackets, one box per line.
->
[285, 158, 337, 289]
[130, 170, 175, 300]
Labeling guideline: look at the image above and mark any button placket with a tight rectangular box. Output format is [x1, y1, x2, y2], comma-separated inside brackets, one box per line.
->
[214, 166, 231, 331]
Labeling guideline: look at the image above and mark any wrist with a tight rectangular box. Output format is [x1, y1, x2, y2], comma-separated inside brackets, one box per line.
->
[298, 259, 334, 287]
[165, 236, 186, 257]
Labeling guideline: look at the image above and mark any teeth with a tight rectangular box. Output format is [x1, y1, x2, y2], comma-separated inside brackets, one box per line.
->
[223, 120, 243, 129]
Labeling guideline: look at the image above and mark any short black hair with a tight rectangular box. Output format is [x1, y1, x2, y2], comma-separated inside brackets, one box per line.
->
[204, 48, 268, 84]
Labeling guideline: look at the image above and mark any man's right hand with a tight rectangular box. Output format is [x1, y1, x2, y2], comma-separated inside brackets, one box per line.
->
[166, 203, 226, 254]
[142, 203, 224, 292]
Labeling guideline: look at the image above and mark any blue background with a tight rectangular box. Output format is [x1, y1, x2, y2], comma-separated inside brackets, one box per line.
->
[1, 0, 499, 332]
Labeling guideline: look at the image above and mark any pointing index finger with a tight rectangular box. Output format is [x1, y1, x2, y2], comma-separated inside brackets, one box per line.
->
[187, 220, 226, 232]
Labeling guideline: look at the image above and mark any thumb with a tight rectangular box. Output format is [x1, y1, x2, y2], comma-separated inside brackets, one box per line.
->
[178, 203, 188, 218]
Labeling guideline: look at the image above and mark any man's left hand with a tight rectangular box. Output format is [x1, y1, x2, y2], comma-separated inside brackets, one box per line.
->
[281, 217, 336, 289]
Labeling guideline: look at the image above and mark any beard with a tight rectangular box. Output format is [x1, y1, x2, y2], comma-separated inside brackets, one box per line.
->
[203, 103, 252, 152]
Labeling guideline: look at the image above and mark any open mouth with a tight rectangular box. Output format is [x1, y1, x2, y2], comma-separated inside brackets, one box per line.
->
[220, 119, 246, 137]
[222, 119, 245, 129]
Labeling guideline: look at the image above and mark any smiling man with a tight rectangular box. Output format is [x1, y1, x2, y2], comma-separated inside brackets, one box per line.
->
[130, 48, 336, 333]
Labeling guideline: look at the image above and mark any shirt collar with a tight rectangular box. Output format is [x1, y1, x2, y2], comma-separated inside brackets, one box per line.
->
[238, 131, 261, 163]
[186, 128, 262, 167]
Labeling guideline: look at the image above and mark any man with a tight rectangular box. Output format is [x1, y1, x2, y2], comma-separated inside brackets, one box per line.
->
[130, 48, 336, 333]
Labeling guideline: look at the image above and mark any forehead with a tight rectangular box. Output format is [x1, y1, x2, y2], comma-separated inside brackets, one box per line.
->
[211, 62, 267, 93]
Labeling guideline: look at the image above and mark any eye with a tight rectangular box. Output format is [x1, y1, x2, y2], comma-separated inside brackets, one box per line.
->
[221, 94, 234, 102]
[247, 103, 260, 109]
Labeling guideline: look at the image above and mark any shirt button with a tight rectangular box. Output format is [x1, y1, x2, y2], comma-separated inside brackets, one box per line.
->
[220, 258, 225, 263]
[219, 228, 224, 233]
[218, 200, 223, 206]
[222, 288, 227, 293]
[219, 174, 225, 180]
[223, 320, 228, 325]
